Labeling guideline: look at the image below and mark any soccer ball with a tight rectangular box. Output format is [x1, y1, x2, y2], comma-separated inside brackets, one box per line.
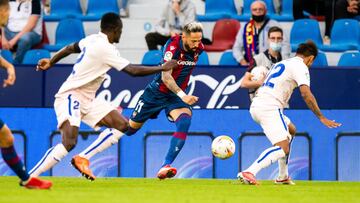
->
[211, 135, 235, 160]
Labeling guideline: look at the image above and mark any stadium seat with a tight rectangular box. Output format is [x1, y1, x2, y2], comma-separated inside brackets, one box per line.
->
[311, 52, 328, 68]
[197, 51, 209, 66]
[234, 0, 275, 21]
[271, 0, 293, 21]
[43, 0, 83, 21]
[44, 18, 85, 52]
[82, 0, 119, 21]
[22, 49, 51, 65]
[32, 21, 50, 49]
[141, 50, 162, 65]
[204, 19, 240, 52]
[337, 52, 360, 67]
[290, 19, 323, 51]
[218, 51, 239, 66]
[0, 50, 13, 64]
[197, 0, 237, 21]
[321, 19, 360, 52]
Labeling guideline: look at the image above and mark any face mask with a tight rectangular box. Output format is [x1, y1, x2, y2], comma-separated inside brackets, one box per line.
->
[269, 42, 282, 52]
[252, 14, 265, 22]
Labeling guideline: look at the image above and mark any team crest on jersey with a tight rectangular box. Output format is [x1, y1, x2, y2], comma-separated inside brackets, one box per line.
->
[170, 46, 176, 51]
[164, 51, 173, 61]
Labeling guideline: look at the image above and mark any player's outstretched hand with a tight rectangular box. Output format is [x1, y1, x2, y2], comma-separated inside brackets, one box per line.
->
[182, 95, 199, 105]
[162, 60, 178, 71]
[36, 58, 52, 71]
[3, 65, 15, 88]
[320, 117, 342, 128]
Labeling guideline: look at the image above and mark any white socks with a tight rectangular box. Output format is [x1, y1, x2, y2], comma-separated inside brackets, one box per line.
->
[277, 156, 289, 179]
[79, 128, 124, 160]
[246, 146, 286, 176]
[29, 143, 68, 177]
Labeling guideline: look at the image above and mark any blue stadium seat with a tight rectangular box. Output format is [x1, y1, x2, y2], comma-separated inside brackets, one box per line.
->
[0, 50, 13, 64]
[271, 0, 293, 21]
[234, 0, 275, 21]
[43, 0, 83, 21]
[218, 51, 239, 66]
[22, 49, 51, 65]
[141, 50, 162, 65]
[311, 52, 328, 68]
[44, 18, 85, 52]
[197, 0, 237, 21]
[337, 52, 360, 67]
[321, 19, 360, 52]
[290, 19, 323, 51]
[82, 0, 119, 21]
[197, 51, 209, 66]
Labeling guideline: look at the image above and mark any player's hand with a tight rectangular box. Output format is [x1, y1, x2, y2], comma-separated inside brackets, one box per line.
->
[162, 59, 178, 71]
[3, 65, 16, 87]
[240, 59, 248, 66]
[181, 95, 199, 105]
[319, 116, 342, 128]
[36, 58, 52, 71]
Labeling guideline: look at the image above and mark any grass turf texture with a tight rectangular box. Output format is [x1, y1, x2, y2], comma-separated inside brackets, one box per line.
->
[0, 177, 359, 203]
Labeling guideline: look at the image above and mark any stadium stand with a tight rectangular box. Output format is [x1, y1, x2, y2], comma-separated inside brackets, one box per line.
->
[22, 49, 51, 65]
[218, 51, 239, 66]
[82, 0, 119, 21]
[290, 19, 323, 51]
[43, 0, 83, 21]
[204, 19, 240, 52]
[0, 50, 14, 64]
[337, 52, 360, 67]
[141, 50, 162, 65]
[197, 0, 237, 21]
[311, 51, 328, 67]
[197, 51, 210, 65]
[44, 18, 85, 52]
[270, 0, 293, 21]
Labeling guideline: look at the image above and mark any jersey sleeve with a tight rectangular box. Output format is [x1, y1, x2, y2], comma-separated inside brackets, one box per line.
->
[104, 46, 130, 71]
[293, 64, 310, 87]
[162, 36, 178, 63]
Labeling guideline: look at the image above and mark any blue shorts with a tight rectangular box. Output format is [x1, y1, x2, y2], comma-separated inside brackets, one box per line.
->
[0, 118, 4, 129]
[130, 88, 191, 123]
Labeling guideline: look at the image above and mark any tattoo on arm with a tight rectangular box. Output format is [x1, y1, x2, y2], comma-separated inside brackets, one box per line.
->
[301, 86, 323, 118]
[161, 70, 182, 94]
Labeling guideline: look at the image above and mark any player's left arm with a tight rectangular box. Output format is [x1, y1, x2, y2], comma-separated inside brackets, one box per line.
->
[299, 85, 342, 128]
[240, 72, 264, 89]
[122, 60, 178, 76]
[0, 57, 15, 87]
[36, 42, 81, 71]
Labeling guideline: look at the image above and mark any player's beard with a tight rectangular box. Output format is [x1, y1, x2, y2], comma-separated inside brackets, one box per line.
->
[184, 43, 196, 53]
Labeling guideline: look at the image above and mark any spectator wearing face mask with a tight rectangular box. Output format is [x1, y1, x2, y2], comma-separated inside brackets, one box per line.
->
[232, 0, 290, 66]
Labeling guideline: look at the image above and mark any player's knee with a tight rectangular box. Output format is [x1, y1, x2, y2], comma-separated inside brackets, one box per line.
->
[281, 145, 290, 155]
[175, 113, 192, 133]
[0, 126, 14, 147]
[112, 118, 129, 133]
[63, 137, 77, 151]
[289, 124, 296, 137]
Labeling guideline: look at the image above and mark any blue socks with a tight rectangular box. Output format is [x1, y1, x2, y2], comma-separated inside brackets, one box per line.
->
[162, 113, 191, 167]
[1, 145, 29, 181]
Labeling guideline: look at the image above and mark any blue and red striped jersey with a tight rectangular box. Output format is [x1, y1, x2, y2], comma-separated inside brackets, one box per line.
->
[147, 35, 204, 94]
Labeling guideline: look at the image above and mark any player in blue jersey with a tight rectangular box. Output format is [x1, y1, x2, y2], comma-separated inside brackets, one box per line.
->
[0, 0, 52, 189]
[73, 22, 204, 180]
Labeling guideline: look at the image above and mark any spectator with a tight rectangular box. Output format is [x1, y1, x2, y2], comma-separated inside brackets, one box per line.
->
[119, 0, 128, 17]
[145, 0, 196, 50]
[1, 0, 42, 64]
[232, 0, 290, 66]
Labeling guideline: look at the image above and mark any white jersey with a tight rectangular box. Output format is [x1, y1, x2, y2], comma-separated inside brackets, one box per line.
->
[251, 56, 310, 109]
[56, 32, 130, 99]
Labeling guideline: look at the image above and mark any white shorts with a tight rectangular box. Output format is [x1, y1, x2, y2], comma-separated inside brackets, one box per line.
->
[54, 92, 116, 130]
[250, 107, 292, 145]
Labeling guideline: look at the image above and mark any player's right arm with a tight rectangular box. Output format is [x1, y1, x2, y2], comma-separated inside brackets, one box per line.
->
[36, 42, 81, 71]
[122, 60, 178, 76]
[161, 70, 198, 105]
[299, 85, 341, 128]
[0, 57, 15, 87]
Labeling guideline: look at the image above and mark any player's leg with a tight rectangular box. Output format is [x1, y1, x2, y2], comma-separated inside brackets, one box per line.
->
[276, 122, 296, 185]
[29, 95, 81, 177]
[157, 107, 192, 179]
[238, 108, 289, 185]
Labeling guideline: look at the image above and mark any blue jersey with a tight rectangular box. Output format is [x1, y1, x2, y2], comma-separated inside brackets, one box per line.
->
[147, 35, 204, 95]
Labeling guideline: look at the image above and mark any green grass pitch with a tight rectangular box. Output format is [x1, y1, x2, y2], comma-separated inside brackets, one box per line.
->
[0, 177, 359, 203]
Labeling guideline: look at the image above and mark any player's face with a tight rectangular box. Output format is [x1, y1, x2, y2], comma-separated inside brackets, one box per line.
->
[0, 4, 10, 27]
[113, 27, 122, 43]
[182, 32, 202, 53]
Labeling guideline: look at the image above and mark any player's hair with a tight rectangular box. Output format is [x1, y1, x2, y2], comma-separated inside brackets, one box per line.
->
[268, 26, 283, 37]
[296, 40, 318, 58]
[183, 22, 203, 35]
[100, 12, 122, 32]
[0, 0, 9, 7]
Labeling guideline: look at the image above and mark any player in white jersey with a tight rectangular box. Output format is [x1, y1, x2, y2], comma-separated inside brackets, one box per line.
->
[240, 26, 297, 184]
[28, 13, 177, 180]
[238, 41, 341, 185]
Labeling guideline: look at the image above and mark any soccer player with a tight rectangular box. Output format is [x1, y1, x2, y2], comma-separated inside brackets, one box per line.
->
[237, 41, 341, 185]
[240, 26, 297, 184]
[73, 22, 204, 180]
[28, 12, 177, 180]
[0, 0, 52, 189]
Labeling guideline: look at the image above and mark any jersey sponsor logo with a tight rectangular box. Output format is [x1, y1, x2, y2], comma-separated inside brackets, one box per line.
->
[164, 51, 173, 61]
[177, 60, 196, 66]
